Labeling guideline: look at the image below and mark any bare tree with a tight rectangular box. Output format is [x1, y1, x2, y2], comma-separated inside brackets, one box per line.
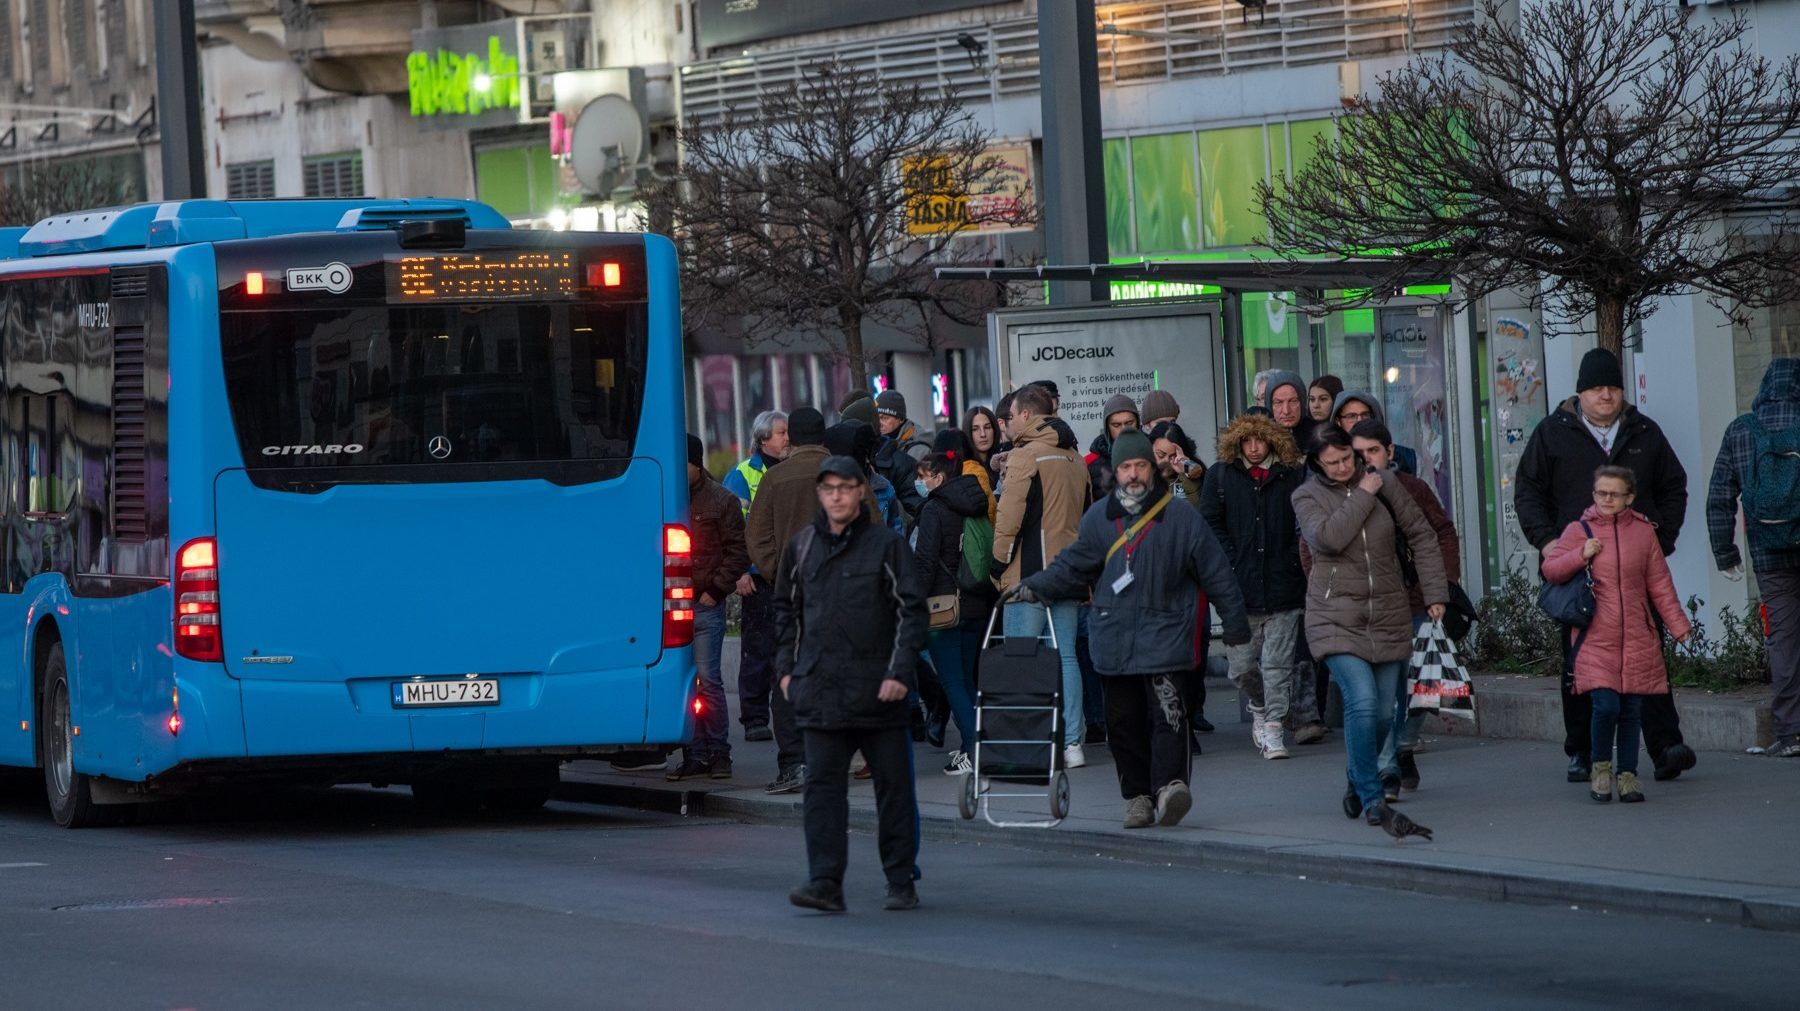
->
[642, 60, 1034, 389]
[1257, 0, 1800, 352]
[0, 159, 133, 228]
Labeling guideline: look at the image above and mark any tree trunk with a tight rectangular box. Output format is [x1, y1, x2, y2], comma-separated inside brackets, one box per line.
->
[1594, 295, 1627, 355]
[841, 309, 869, 397]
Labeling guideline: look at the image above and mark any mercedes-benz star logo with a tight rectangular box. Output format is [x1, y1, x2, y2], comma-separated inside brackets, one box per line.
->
[427, 435, 452, 460]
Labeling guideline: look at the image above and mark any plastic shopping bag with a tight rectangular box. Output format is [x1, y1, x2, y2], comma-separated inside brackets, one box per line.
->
[1407, 620, 1475, 721]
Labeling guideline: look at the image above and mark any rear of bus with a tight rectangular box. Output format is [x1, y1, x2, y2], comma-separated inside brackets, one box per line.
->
[188, 222, 694, 785]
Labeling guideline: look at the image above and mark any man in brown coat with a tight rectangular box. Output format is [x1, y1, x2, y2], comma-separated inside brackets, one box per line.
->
[992, 383, 1093, 765]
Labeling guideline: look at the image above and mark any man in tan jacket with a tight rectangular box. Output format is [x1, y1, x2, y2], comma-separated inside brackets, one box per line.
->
[991, 383, 1093, 765]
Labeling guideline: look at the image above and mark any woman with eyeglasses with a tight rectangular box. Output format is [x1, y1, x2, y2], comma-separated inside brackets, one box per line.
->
[1540, 465, 1691, 803]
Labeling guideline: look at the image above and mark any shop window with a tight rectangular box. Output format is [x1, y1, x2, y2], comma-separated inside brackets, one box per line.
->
[1129, 133, 1200, 253]
[303, 152, 363, 198]
[226, 159, 276, 200]
[1241, 291, 1302, 391]
[1104, 137, 1135, 255]
[1732, 296, 1800, 413]
[1199, 125, 1269, 249]
[474, 143, 560, 221]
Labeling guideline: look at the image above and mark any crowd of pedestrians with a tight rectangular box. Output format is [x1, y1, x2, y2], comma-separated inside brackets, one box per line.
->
[665, 349, 1800, 911]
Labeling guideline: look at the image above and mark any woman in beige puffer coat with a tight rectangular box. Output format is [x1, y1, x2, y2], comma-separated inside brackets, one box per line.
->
[1291, 427, 1448, 829]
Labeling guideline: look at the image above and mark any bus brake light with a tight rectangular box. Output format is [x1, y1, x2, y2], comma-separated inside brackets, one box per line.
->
[175, 537, 224, 662]
[662, 523, 695, 649]
[245, 271, 265, 296]
[589, 262, 623, 288]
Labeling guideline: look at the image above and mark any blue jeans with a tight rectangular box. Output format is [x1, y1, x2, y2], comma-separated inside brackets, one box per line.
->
[927, 626, 978, 753]
[686, 602, 729, 763]
[1325, 653, 1407, 809]
[1378, 614, 1431, 780]
[1590, 689, 1643, 774]
[1005, 600, 1082, 747]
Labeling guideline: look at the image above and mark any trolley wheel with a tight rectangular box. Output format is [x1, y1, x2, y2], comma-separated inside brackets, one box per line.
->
[958, 770, 977, 820]
[1049, 771, 1070, 820]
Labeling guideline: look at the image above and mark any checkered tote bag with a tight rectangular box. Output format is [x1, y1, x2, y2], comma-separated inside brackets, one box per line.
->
[1406, 620, 1475, 721]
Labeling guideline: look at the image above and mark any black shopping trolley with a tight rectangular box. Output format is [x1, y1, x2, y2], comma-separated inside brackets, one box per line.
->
[957, 603, 1070, 828]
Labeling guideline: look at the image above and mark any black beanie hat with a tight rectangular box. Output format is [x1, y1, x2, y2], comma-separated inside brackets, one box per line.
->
[1577, 348, 1624, 393]
[788, 406, 826, 446]
[687, 433, 704, 467]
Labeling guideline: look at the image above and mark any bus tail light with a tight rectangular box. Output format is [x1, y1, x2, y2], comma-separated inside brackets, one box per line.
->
[175, 537, 223, 662]
[663, 524, 695, 648]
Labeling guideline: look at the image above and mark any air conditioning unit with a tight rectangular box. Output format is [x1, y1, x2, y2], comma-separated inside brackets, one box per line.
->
[529, 31, 567, 103]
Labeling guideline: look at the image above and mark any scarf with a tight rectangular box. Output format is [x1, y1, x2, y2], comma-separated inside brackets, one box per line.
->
[1115, 482, 1152, 515]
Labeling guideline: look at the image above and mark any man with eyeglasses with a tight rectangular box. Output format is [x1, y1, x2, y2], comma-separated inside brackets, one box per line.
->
[1329, 390, 1418, 476]
[777, 455, 929, 914]
[1514, 347, 1696, 784]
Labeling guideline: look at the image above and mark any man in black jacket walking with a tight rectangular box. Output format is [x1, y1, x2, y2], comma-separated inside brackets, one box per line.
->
[777, 456, 930, 913]
[1514, 348, 1697, 783]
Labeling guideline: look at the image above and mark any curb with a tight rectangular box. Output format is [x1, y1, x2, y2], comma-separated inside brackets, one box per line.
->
[554, 778, 1800, 933]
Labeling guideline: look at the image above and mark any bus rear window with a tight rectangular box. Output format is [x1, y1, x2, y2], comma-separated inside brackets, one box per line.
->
[220, 300, 647, 488]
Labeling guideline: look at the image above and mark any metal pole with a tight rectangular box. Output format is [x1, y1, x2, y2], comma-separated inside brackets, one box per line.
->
[154, 0, 207, 200]
[1037, 0, 1109, 304]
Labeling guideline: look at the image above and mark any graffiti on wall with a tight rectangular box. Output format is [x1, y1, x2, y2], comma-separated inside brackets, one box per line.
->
[1490, 316, 1551, 577]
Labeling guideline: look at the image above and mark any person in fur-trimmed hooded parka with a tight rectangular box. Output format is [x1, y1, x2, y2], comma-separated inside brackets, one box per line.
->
[1199, 412, 1317, 757]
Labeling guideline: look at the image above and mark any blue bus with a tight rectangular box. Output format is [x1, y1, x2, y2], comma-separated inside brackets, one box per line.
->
[0, 199, 696, 826]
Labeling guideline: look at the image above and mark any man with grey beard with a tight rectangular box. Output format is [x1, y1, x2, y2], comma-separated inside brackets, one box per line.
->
[1012, 430, 1251, 830]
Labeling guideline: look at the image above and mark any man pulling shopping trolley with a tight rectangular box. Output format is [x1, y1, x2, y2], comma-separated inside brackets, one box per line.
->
[1010, 430, 1252, 829]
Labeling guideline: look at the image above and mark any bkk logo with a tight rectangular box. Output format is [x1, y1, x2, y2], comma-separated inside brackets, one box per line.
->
[1029, 344, 1116, 362]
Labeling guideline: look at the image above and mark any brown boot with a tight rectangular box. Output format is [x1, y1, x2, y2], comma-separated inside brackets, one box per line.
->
[1617, 770, 1645, 803]
[1589, 760, 1613, 803]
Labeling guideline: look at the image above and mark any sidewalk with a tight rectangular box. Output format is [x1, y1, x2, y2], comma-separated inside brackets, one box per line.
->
[560, 646, 1800, 932]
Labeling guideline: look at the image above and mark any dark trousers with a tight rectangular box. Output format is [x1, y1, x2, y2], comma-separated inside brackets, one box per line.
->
[773, 683, 805, 773]
[801, 726, 919, 888]
[1185, 632, 1209, 722]
[1076, 607, 1107, 727]
[1103, 672, 1189, 800]
[738, 577, 776, 728]
[1759, 568, 1800, 737]
[1560, 629, 1685, 762]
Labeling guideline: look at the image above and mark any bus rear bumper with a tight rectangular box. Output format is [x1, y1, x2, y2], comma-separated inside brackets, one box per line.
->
[231, 660, 696, 761]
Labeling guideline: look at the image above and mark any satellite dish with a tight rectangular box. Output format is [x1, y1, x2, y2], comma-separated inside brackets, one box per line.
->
[570, 95, 647, 196]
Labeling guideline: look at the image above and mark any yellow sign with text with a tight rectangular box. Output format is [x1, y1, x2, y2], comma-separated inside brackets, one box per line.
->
[903, 145, 1033, 236]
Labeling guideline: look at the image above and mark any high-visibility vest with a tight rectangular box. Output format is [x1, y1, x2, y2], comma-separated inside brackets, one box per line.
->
[731, 455, 767, 516]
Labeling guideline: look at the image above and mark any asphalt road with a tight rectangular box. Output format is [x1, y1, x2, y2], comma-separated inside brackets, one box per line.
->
[0, 779, 1784, 1010]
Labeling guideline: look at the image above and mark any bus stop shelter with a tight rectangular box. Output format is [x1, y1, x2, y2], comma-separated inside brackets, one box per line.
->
[935, 257, 1453, 415]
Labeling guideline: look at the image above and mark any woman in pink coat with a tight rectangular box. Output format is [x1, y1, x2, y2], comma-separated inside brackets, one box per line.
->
[1542, 466, 1692, 803]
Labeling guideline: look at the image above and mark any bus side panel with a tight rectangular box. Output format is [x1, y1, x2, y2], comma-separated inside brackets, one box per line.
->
[0, 592, 33, 767]
[641, 234, 697, 746]
[164, 245, 251, 774]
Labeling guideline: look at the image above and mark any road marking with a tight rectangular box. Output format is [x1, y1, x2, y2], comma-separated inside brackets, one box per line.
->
[0, 862, 46, 869]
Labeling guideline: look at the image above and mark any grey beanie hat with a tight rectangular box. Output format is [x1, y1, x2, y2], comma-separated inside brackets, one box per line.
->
[1261, 369, 1307, 411]
[1101, 393, 1140, 425]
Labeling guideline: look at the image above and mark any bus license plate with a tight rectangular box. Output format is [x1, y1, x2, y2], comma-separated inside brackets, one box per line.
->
[392, 679, 500, 708]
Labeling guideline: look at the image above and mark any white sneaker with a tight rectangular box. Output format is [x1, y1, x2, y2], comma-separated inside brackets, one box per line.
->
[1063, 743, 1087, 769]
[1262, 721, 1289, 760]
[943, 751, 972, 775]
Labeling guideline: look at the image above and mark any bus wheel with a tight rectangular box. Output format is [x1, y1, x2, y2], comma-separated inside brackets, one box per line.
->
[40, 643, 110, 829]
[410, 780, 481, 817]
